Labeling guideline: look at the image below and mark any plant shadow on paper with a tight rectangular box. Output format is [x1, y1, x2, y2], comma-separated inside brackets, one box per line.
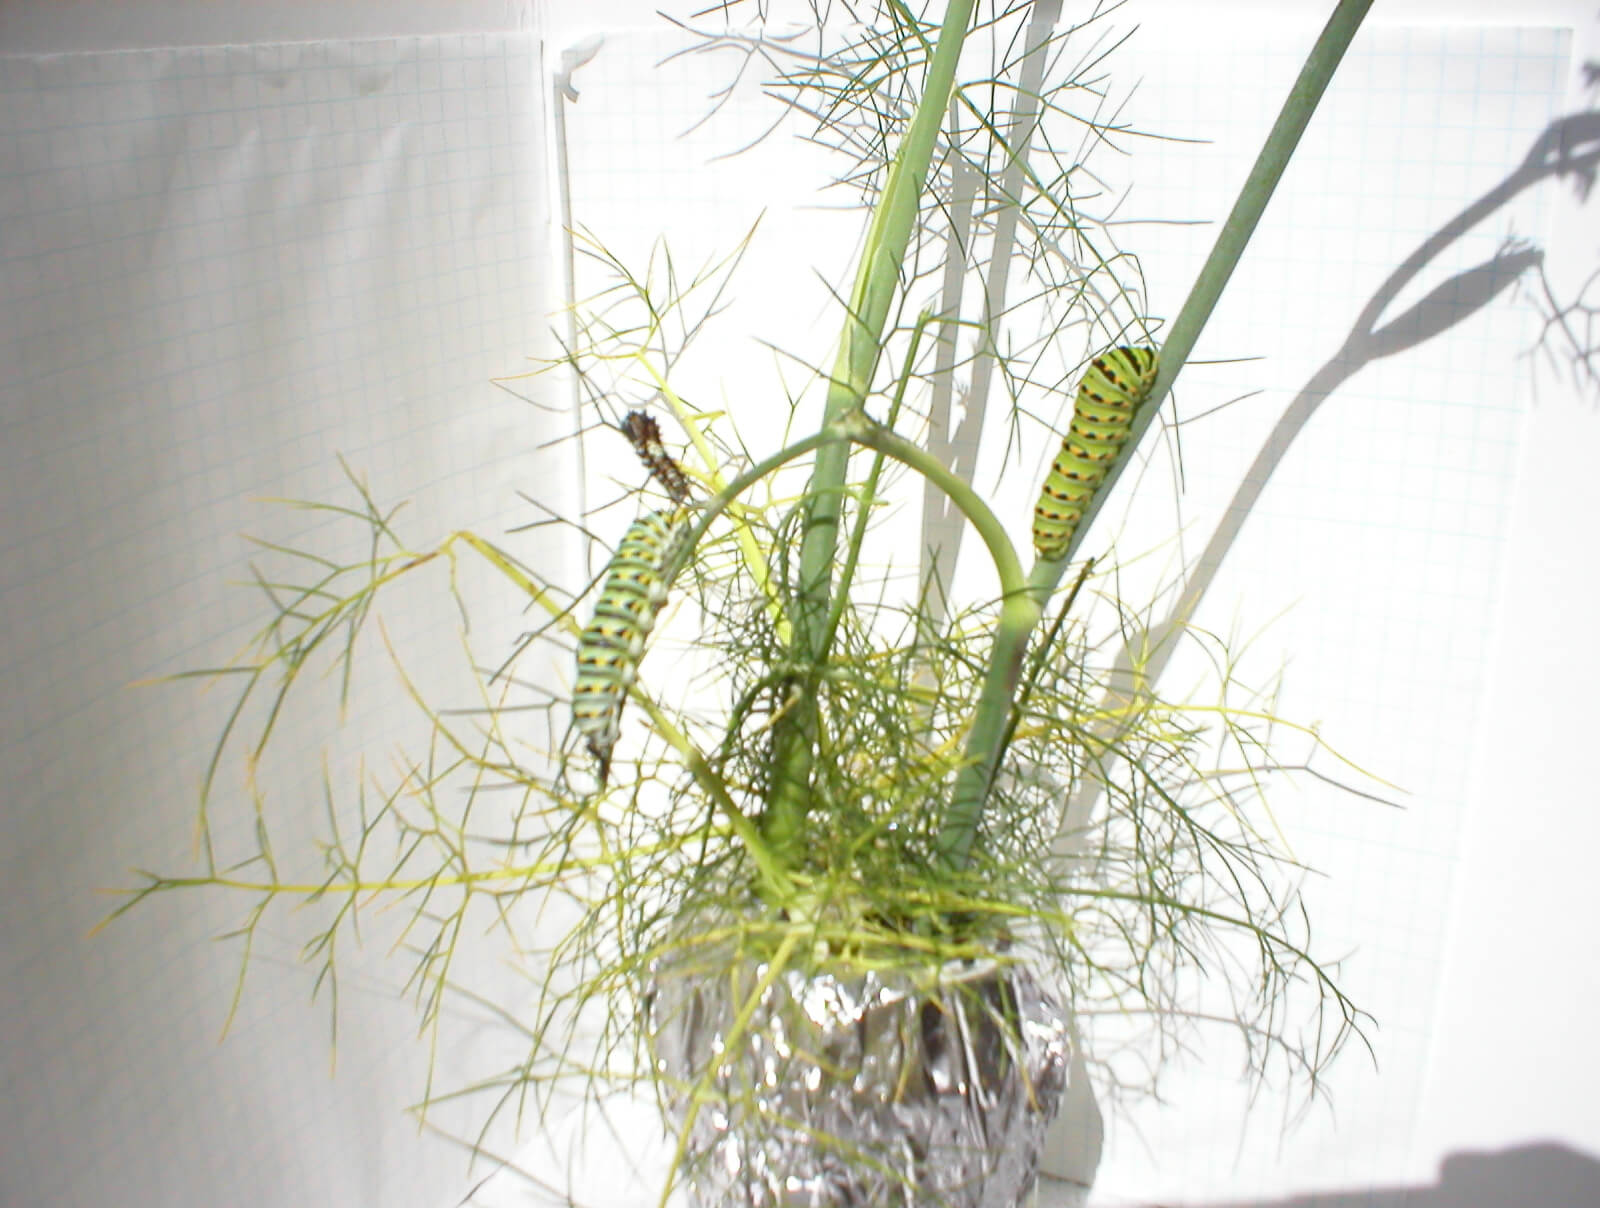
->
[1038, 103, 1600, 1202]
[1081, 1141, 1600, 1208]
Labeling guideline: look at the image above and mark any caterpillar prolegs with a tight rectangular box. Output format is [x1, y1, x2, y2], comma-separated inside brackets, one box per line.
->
[1031, 346, 1159, 560]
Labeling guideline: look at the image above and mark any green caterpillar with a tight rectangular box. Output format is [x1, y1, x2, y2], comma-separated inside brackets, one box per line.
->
[573, 507, 691, 783]
[1031, 345, 1159, 560]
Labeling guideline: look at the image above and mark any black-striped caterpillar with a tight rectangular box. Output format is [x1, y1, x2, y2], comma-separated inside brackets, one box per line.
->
[1031, 345, 1159, 560]
[573, 507, 691, 783]
[621, 410, 692, 504]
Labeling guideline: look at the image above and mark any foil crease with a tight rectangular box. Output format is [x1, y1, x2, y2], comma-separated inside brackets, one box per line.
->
[647, 945, 1071, 1208]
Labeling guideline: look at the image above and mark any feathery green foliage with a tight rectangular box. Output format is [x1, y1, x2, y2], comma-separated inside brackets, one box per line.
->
[107, 1, 1380, 1199]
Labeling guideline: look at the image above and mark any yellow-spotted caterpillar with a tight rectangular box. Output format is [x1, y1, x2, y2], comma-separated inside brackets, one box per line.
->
[1031, 345, 1159, 560]
[572, 507, 691, 783]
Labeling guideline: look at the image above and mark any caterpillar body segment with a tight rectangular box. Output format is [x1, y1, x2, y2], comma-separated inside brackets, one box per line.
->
[573, 507, 692, 782]
[1031, 346, 1159, 560]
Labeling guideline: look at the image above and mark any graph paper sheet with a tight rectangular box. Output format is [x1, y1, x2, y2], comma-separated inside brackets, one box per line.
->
[1051, 20, 1574, 1206]
[481, 14, 1596, 1208]
[0, 34, 567, 1208]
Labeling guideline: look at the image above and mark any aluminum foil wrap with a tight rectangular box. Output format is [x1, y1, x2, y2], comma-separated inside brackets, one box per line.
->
[647, 943, 1071, 1208]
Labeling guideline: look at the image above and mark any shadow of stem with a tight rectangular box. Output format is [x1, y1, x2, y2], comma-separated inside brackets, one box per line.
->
[1053, 109, 1600, 857]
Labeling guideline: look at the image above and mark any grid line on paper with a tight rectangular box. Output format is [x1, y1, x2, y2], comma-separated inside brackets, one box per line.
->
[1, 32, 556, 1208]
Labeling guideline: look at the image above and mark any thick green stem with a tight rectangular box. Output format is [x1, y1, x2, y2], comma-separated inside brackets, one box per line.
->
[934, 561, 1054, 869]
[936, 0, 1375, 870]
[763, 0, 979, 861]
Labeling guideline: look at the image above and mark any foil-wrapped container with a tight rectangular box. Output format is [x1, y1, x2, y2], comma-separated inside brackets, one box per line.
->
[647, 939, 1071, 1207]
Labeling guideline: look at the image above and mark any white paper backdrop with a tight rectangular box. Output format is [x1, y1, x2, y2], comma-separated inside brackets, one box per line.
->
[0, 27, 569, 1208]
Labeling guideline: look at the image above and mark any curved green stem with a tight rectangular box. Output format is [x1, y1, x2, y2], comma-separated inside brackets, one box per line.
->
[672, 410, 1025, 644]
[838, 415, 1027, 603]
[665, 428, 842, 584]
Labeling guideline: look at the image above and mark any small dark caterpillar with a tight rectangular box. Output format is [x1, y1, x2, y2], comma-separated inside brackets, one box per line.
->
[621, 410, 692, 504]
[573, 507, 691, 783]
[1031, 345, 1160, 560]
